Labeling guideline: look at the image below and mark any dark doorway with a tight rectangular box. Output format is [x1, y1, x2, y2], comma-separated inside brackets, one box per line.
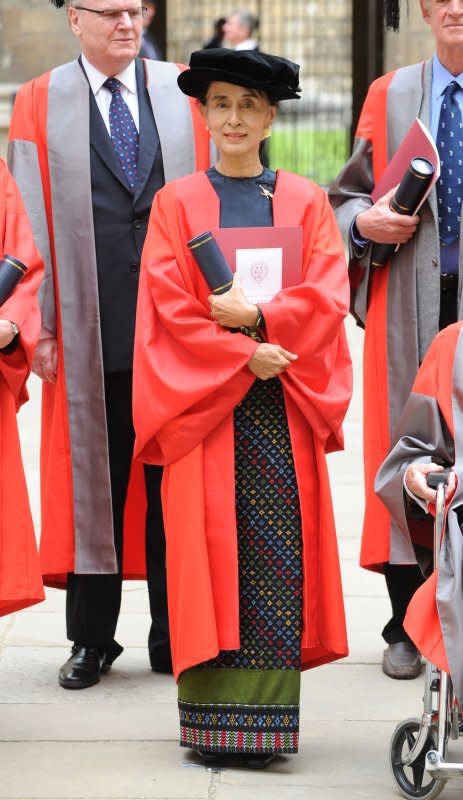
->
[351, 1, 384, 143]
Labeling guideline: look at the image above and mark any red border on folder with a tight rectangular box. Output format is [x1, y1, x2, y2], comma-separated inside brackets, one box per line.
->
[212, 226, 303, 290]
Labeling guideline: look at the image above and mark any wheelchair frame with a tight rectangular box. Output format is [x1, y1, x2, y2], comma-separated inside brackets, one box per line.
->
[390, 473, 463, 799]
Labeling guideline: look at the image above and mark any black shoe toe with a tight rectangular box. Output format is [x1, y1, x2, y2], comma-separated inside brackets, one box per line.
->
[59, 645, 109, 690]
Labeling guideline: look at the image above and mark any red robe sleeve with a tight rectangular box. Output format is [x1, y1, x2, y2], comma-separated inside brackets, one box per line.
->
[0, 160, 43, 408]
[265, 179, 352, 452]
[134, 184, 260, 465]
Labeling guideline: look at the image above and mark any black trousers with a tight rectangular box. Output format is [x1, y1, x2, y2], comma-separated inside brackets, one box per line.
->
[383, 274, 458, 643]
[66, 371, 170, 667]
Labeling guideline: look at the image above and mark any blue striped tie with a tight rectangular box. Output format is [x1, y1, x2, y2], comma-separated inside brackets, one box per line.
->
[104, 77, 139, 192]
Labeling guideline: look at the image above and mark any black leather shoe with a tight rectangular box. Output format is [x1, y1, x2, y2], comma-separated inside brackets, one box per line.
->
[382, 642, 422, 679]
[59, 644, 118, 689]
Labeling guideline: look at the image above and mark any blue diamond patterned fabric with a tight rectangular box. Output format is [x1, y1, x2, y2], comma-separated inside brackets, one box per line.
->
[178, 377, 303, 754]
[104, 77, 139, 192]
[436, 81, 463, 246]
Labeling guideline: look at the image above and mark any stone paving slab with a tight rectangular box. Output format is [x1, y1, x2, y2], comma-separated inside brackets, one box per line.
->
[1, 726, 462, 800]
[4, 314, 450, 799]
[0, 663, 426, 739]
[0, 648, 175, 704]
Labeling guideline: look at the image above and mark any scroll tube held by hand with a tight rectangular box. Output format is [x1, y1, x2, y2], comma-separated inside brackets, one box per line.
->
[371, 157, 435, 268]
[0, 255, 27, 307]
[187, 231, 233, 294]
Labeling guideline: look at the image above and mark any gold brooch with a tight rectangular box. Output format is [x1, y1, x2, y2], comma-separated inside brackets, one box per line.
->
[258, 184, 274, 199]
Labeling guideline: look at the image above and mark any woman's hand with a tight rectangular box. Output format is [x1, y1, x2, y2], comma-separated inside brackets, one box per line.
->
[0, 319, 16, 350]
[209, 273, 258, 328]
[404, 462, 456, 505]
[32, 337, 58, 383]
[248, 343, 297, 380]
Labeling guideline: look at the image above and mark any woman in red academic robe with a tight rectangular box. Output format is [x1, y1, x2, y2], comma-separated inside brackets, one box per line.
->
[133, 49, 352, 766]
[0, 159, 44, 615]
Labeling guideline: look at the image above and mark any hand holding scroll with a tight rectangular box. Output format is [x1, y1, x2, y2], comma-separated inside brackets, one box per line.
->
[356, 186, 419, 245]
[209, 273, 258, 328]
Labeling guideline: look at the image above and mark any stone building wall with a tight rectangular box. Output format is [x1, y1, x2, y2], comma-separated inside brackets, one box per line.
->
[0, 1, 438, 158]
[0, 1, 78, 156]
[167, 0, 352, 109]
[0, 1, 77, 84]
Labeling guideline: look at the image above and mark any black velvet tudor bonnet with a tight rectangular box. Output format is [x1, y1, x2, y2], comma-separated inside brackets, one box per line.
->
[177, 49, 301, 104]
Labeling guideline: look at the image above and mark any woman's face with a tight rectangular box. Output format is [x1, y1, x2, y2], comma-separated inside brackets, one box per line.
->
[201, 82, 276, 161]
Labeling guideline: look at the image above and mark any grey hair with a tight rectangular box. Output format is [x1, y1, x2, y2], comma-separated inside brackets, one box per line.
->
[230, 9, 259, 35]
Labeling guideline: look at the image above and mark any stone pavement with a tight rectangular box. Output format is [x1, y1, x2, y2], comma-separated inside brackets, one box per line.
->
[1, 317, 463, 799]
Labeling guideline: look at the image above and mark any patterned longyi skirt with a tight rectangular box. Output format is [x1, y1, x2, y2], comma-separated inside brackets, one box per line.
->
[178, 377, 303, 755]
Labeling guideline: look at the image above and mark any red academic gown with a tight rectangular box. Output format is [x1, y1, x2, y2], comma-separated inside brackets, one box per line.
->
[330, 62, 442, 572]
[133, 170, 353, 679]
[0, 159, 44, 615]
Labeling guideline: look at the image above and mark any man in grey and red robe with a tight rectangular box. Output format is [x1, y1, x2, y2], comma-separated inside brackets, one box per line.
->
[8, 0, 210, 689]
[329, 0, 463, 679]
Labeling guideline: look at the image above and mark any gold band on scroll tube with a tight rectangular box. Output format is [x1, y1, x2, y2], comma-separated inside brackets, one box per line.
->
[3, 256, 26, 274]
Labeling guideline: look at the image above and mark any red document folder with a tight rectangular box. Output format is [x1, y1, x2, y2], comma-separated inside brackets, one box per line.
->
[212, 226, 302, 300]
[372, 118, 440, 205]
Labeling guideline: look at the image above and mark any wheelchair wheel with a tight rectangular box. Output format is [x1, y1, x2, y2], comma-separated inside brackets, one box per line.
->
[390, 718, 446, 800]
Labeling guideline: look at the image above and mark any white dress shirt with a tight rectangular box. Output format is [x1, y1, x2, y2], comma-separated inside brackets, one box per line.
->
[81, 54, 140, 134]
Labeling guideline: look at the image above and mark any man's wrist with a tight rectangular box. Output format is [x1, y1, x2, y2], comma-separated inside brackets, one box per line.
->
[351, 217, 369, 247]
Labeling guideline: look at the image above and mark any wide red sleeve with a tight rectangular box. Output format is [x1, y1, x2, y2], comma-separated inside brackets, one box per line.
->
[0, 160, 43, 407]
[263, 185, 352, 452]
[133, 186, 259, 465]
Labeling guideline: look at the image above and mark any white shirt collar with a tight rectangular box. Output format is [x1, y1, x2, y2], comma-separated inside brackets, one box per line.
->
[81, 53, 137, 95]
[234, 39, 257, 51]
[432, 53, 463, 101]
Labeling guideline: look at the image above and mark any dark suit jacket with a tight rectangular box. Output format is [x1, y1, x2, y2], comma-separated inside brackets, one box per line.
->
[88, 58, 165, 372]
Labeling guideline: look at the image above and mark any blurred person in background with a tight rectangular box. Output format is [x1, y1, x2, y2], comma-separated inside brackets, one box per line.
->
[223, 9, 259, 50]
[203, 16, 226, 49]
[139, 0, 163, 60]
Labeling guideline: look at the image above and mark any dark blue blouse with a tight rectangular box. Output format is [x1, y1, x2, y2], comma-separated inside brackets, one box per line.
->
[206, 167, 276, 228]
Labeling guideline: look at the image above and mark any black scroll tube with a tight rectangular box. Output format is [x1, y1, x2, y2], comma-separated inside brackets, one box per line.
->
[0, 254, 27, 306]
[187, 231, 233, 295]
[370, 157, 435, 268]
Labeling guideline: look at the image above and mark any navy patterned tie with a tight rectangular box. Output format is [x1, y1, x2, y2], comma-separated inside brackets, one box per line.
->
[436, 81, 463, 245]
[104, 77, 139, 192]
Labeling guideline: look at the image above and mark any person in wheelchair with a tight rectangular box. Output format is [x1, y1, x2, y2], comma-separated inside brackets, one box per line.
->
[375, 318, 463, 710]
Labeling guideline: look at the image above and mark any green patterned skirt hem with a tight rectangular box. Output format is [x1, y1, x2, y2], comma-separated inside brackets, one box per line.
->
[178, 667, 300, 754]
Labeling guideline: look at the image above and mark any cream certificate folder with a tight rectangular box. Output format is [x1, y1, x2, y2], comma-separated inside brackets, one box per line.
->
[235, 247, 283, 303]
